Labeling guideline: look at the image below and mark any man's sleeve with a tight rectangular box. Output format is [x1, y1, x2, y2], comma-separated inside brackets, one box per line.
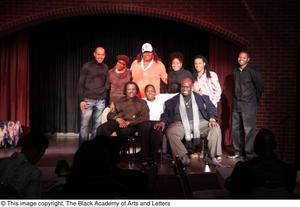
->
[251, 69, 264, 103]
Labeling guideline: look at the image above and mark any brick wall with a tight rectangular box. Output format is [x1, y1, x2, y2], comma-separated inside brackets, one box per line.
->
[1, 0, 299, 162]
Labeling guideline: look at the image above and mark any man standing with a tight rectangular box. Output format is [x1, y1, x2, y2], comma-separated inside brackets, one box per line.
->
[78, 47, 108, 145]
[230, 51, 263, 160]
[154, 78, 222, 166]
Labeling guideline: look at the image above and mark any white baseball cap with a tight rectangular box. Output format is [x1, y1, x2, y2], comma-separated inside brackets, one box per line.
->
[141, 43, 153, 53]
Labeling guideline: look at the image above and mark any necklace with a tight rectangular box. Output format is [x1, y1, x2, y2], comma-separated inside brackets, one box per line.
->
[141, 59, 154, 72]
[185, 98, 192, 108]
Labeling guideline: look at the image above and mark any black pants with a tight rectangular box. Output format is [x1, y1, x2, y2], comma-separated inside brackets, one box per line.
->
[97, 120, 159, 160]
[232, 109, 257, 159]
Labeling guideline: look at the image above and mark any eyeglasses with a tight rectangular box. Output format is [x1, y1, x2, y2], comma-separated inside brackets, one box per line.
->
[117, 61, 126, 66]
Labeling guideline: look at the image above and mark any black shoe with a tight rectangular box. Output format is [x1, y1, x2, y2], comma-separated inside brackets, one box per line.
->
[180, 155, 191, 166]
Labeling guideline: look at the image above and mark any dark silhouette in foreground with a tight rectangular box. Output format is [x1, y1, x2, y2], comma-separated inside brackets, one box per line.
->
[225, 128, 297, 198]
[60, 136, 148, 198]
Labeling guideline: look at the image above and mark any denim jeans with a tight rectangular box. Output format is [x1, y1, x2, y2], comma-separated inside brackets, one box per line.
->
[79, 98, 105, 145]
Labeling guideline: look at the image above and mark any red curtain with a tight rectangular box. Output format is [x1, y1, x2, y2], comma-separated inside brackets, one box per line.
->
[209, 35, 240, 145]
[0, 32, 30, 127]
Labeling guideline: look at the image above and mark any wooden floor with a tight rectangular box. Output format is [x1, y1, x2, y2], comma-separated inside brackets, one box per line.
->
[0, 134, 238, 198]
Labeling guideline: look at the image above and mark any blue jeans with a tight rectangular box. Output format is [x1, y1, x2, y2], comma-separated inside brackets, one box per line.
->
[79, 98, 105, 145]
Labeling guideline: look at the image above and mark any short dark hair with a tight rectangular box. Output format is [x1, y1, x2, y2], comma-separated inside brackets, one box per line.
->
[181, 77, 194, 84]
[170, 51, 184, 63]
[123, 81, 140, 95]
[144, 84, 155, 93]
[254, 128, 276, 156]
[239, 50, 250, 58]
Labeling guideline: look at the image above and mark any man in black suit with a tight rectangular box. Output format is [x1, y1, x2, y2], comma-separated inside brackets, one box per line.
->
[154, 77, 222, 165]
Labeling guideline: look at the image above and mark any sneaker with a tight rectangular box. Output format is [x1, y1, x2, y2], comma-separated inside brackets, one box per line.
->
[227, 154, 239, 159]
[180, 155, 191, 166]
[212, 157, 222, 166]
[215, 156, 222, 162]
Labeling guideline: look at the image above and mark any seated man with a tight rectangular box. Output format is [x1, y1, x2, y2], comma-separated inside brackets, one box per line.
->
[154, 77, 222, 165]
[97, 81, 151, 161]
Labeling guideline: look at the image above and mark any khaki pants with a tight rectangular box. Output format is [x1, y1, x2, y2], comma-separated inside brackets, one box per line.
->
[165, 120, 222, 159]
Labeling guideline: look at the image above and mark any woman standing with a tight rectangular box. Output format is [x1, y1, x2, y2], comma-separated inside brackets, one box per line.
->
[193, 55, 222, 107]
[167, 52, 193, 93]
[130, 43, 168, 98]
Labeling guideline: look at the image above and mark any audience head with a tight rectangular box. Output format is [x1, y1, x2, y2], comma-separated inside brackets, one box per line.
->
[144, 84, 156, 101]
[180, 77, 194, 97]
[93, 47, 106, 64]
[170, 51, 184, 72]
[123, 81, 140, 97]
[21, 131, 49, 164]
[254, 128, 276, 157]
[71, 136, 119, 178]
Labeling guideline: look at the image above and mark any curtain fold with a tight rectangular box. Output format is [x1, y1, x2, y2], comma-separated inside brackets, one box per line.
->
[0, 32, 30, 127]
[209, 34, 240, 146]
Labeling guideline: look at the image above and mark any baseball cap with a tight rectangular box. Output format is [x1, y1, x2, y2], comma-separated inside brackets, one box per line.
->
[141, 43, 153, 53]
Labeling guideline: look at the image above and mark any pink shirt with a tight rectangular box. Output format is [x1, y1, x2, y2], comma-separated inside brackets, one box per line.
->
[130, 59, 167, 97]
[193, 71, 222, 107]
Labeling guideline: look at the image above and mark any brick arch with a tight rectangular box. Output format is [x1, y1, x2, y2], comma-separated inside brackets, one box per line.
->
[0, 4, 247, 47]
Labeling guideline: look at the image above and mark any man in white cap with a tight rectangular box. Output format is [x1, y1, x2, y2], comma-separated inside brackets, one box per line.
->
[130, 43, 168, 97]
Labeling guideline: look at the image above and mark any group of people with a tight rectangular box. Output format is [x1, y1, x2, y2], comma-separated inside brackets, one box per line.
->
[78, 42, 265, 165]
[79, 42, 263, 165]
[0, 43, 297, 199]
[79, 43, 228, 165]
